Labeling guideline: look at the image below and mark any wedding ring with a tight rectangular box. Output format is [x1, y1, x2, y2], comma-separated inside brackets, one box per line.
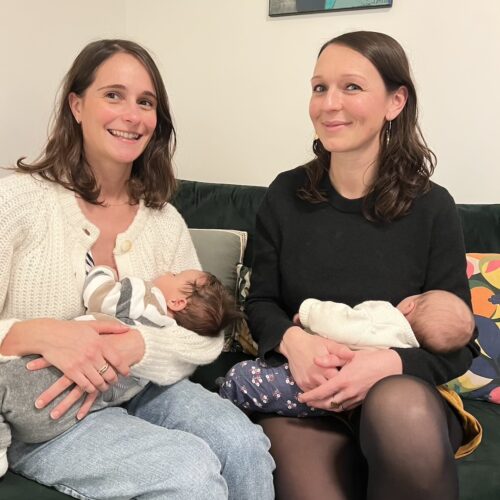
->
[330, 401, 344, 411]
[98, 362, 110, 375]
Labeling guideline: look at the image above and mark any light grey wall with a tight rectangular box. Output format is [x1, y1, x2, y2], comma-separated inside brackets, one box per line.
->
[0, 0, 127, 166]
[2, 0, 499, 203]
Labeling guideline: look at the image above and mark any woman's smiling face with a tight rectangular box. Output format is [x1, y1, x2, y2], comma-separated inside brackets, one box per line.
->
[69, 52, 158, 173]
[309, 43, 401, 160]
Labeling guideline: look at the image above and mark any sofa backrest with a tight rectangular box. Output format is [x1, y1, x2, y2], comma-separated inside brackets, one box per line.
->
[457, 204, 500, 252]
[174, 180, 266, 265]
[174, 180, 500, 264]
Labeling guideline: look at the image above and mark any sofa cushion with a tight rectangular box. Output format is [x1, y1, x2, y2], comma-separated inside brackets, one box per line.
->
[0, 470, 68, 499]
[458, 399, 500, 499]
[189, 228, 247, 296]
[446, 253, 500, 403]
[189, 228, 247, 350]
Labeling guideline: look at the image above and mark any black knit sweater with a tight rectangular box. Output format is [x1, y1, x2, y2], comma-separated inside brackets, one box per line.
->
[246, 166, 479, 385]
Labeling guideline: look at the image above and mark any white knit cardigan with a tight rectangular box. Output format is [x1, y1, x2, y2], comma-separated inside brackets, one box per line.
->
[0, 173, 223, 384]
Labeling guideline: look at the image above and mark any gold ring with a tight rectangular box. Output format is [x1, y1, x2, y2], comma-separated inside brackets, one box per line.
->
[330, 401, 344, 411]
[98, 363, 110, 375]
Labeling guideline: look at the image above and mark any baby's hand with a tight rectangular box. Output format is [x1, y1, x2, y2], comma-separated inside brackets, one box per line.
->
[293, 313, 302, 326]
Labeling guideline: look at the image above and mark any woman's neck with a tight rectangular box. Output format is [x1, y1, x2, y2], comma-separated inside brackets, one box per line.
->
[93, 168, 132, 205]
[329, 150, 378, 199]
[83, 151, 133, 205]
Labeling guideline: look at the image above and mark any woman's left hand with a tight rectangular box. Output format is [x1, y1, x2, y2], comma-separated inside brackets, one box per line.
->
[27, 357, 101, 420]
[297, 349, 403, 411]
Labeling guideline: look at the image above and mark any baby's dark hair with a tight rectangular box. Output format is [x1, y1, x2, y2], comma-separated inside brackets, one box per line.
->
[173, 272, 244, 337]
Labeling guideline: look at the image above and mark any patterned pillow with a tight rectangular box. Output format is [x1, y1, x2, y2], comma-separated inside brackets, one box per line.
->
[446, 253, 500, 403]
[231, 264, 258, 356]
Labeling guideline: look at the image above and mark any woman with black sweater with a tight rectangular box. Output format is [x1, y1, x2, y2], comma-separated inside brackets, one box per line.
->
[245, 31, 481, 500]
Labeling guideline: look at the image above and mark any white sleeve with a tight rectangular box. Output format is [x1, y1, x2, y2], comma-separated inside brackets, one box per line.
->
[0, 188, 26, 362]
[0, 319, 21, 363]
[299, 298, 373, 345]
[299, 299, 419, 349]
[131, 324, 224, 385]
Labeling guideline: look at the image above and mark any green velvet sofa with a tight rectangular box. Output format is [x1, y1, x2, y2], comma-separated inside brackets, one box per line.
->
[2, 180, 499, 499]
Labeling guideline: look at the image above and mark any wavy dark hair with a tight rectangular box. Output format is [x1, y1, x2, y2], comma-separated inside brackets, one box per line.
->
[16, 39, 177, 209]
[299, 31, 436, 222]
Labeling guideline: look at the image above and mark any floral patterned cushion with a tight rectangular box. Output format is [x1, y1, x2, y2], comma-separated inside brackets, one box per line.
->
[230, 265, 258, 356]
[446, 253, 500, 403]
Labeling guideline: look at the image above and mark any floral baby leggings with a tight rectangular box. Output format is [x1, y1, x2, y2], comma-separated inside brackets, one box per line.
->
[219, 358, 328, 417]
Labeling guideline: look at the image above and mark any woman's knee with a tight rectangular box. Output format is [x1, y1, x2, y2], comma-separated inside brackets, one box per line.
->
[130, 431, 227, 499]
[359, 375, 450, 453]
[363, 374, 440, 419]
[214, 404, 275, 497]
[214, 399, 273, 459]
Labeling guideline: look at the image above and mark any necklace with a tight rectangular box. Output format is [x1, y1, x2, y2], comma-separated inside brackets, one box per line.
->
[101, 200, 131, 207]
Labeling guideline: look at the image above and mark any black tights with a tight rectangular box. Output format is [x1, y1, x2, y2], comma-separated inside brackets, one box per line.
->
[255, 375, 463, 500]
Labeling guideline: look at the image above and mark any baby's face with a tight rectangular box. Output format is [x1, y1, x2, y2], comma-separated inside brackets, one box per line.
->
[159, 269, 206, 298]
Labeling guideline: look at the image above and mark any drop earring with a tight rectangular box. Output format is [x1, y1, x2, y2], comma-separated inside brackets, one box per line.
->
[385, 120, 392, 146]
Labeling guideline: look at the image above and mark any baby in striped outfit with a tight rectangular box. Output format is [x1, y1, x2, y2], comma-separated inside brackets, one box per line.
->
[83, 265, 235, 337]
[0, 265, 239, 476]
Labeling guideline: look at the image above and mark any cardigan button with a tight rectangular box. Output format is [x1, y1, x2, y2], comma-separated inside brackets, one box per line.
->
[121, 240, 132, 252]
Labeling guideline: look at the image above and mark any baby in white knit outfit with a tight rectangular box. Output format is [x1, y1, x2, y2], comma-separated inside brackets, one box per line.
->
[0, 265, 239, 476]
[219, 290, 475, 416]
[294, 289, 475, 352]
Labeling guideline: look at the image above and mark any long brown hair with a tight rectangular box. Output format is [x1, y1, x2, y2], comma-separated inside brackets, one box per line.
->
[299, 31, 436, 222]
[16, 39, 177, 209]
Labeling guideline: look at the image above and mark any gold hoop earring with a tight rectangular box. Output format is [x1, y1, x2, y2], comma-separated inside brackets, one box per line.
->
[385, 120, 392, 146]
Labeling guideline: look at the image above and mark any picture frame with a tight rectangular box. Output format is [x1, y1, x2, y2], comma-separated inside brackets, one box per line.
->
[269, 0, 393, 17]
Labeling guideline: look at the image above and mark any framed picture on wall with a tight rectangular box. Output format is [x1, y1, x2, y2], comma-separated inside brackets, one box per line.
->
[269, 0, 393, 17]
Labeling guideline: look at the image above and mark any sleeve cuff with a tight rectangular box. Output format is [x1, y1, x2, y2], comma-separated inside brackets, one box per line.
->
[299, 298, 320, 328]
[0, 319, 21, 363]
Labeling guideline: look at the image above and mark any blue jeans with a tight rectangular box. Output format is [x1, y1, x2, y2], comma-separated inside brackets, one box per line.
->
[8, 379, 275, 499]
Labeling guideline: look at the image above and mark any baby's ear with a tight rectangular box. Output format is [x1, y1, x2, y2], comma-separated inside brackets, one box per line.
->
[167, 297, 187, 312]
[398, 299, 416, 317]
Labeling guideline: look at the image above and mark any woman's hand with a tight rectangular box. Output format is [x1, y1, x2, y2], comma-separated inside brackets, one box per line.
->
[27, 368, 100, 421]
[279, 326, 354, 391]
[22, 319, 130, 418]
[27, 325, 144, 420]
[298, 348, 403, 411]
[29, 319, 130, 391]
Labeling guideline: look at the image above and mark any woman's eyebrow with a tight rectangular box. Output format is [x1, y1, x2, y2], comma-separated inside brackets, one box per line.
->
[97, 84, 157, 99]
[311, 73, 367, 82]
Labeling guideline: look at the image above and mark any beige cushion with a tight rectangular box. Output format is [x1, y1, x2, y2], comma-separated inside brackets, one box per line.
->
[189, 228, 247, 297]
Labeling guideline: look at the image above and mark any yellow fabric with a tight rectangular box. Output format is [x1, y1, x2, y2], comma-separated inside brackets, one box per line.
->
[437, 385, 482, 458]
